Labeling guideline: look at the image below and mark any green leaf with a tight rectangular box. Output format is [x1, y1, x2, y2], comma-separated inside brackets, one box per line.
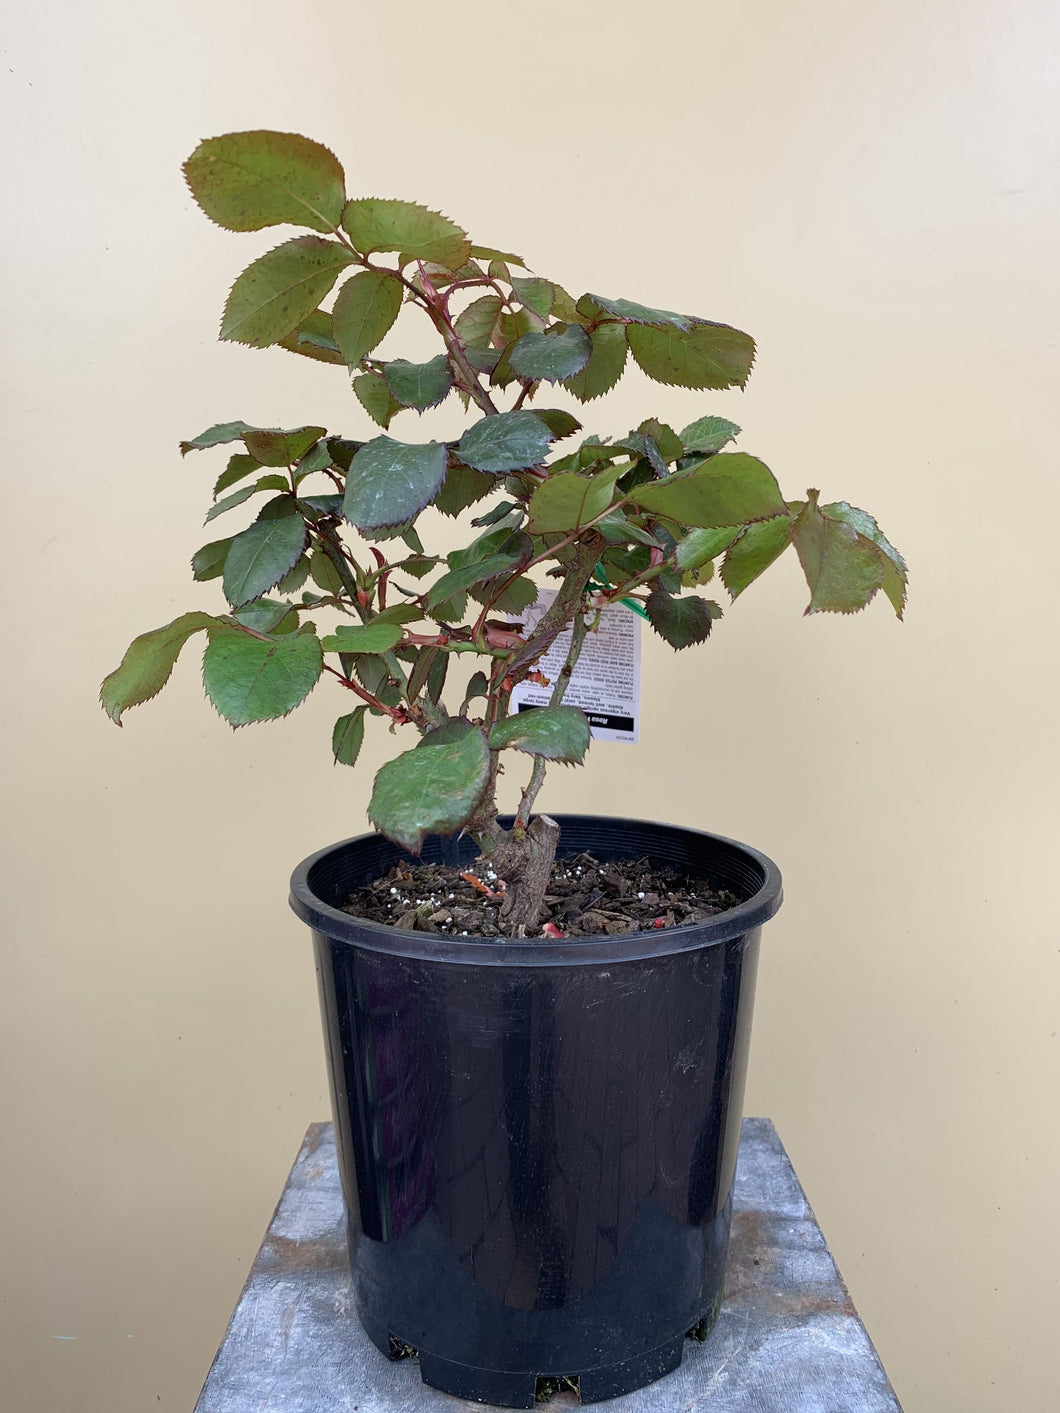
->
[341, 199, 470, 269]
[243, 425, 326, 467]
[180, 421, 254, 456]
[627, 321, 755, 390]
[232, 598, 298, 633]
[511, 276, 554, 319]
[372, 603, 425, 626]
[278, 309, 346, 365]
[434, 462, 495, 516]
[674, 526, 740, 572]
[579, 293, 696, 329]
[202, 627, 322, 724]
[680, 415, 741, 454]
[637, 419, 684, 464]
[645, 590, 716, 649]
[309, 548, 345, 595]
[192, 537, 233, 582]
[470, 244, 526, 266]
[454, 295, 504, 348]
[368, 728, 491, 853]
[384, 354, 454, 411]
[526, 466, 624, 533]
[629, 453, 786, 528]
[530, 409, 582, 440]
[509, 325, 591, 383]
[213, 453, 261, 496]
[457, 411, 553, 473]
[791, 490, 885, 615]
[100, 611, 216, 724]
[221, 236, 355, 348]
[321, 621, 404, 653]
[342, 437, 449, 534]
[424, 552, 523, 610]
[205, 483, 258, 522]
[474, 574, 537, 614]
[276, 554, 311, 594]
[461, 671, 489, 712]
[820, 501, 907, 618]
[183, 130, 345, 233]
[563, 322, 628, 402]
[721, 517, 795, 598]
[488, 705, 590, 763]
[331, 269, 404, 368]
[354, 372, 404, 429]
[223, 515, 308, 607]
[332, 707, 367, 766]
[418, 717, 476, 749]
[295, 440, 333, 477]
[596, 513, 663, 548]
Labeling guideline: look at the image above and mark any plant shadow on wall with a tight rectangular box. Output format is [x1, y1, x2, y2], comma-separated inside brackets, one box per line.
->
[100, 130, 906, 938]
[99, 132, 907, 1409]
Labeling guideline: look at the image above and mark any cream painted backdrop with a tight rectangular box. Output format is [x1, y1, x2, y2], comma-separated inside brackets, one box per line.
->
[2, 1, 1057, 1409]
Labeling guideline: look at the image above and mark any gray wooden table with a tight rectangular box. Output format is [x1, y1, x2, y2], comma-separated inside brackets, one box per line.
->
[195, 1118, 903, 1411]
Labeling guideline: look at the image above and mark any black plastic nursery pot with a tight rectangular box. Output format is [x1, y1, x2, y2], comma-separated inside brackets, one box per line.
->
[289, 815, 782, 1408]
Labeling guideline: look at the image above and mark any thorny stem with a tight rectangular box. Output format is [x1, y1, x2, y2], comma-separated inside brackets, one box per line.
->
[515, 604, 590, 829]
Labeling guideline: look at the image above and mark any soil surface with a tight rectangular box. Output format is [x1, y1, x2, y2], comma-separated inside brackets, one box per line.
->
[341, 851, 742, 938]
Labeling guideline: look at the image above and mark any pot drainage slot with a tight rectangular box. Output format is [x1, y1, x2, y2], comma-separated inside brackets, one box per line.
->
[388, 1336, 418, 1361]
[534, 1375, 580, 1403]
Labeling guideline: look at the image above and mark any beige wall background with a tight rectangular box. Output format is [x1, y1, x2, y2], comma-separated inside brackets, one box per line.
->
[3, 1, 1057, 1409]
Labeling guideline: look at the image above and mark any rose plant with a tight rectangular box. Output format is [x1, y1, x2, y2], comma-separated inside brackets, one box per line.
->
[101, 130, 906, 935]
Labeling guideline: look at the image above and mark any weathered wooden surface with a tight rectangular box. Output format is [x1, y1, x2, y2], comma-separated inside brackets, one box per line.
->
[195, 1119, 903, 1411]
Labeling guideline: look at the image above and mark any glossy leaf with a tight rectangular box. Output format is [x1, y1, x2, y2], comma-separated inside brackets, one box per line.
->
[180, 421, 254, 456]
[680, 415, 741, 454]
[222, 514, 308, 607]
[100, 612, 216, 724]
[457, 411, 553, 473]
[721, 517, 794, 598]
[791, 490, 885, 615]
[202, 627, 322, 724]
[243, 425, 325, 467]
[489, 705, 590, 763]
[321, 621, 404, 653]
[183, 130, 345, 233]
[309, 548, 344, 595]
[645, 589, 717, 649]
[354, 372, 404, 429]
[384, 354, 454, 411]
[563, 321, 628, 402]
[342, 199, 470, 269]
[331, 269, 403, 368]
[191, 537, 233, 582]
[342, 437, 448, 534]
[509, 325, 591, 383]
[332, 707, 367, 766]
[221, 237, 355, 348]
[637, 418, 684, 464]
[276, 555, 311, 594]
[629, 453, 786, 528]
[627, 321, 755, 390]
[369, 728, 491, 853]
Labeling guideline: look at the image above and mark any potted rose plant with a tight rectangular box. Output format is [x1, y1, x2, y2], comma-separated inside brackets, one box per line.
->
[101, 132, 905, 1407]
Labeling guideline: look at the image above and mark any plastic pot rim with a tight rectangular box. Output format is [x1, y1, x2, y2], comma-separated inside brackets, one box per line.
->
[289, 814, 783, 968]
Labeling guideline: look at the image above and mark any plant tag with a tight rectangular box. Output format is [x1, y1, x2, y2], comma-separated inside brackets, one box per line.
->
[508, 589, 640, 743]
